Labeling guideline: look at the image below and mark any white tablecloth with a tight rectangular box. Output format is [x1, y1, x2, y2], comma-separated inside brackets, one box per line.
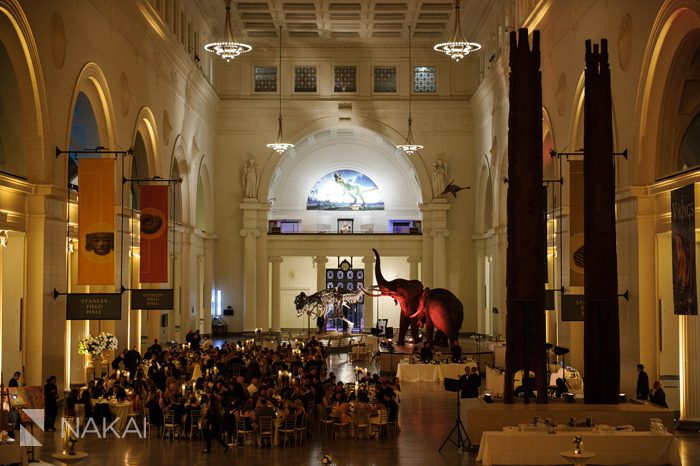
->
[476, 431, 681, 465]
[109, 401, 133, 432]
[396, 363, 470, 382]
[0, 441, 28, 466]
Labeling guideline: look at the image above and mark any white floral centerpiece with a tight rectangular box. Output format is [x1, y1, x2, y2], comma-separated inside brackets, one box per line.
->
[78, 332, 118, 355]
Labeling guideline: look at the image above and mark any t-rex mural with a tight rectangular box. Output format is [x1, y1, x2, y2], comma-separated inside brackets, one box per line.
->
[294, 287, 364, 333]
[333, 172, 367, 209]
[364, 248, 464, 347]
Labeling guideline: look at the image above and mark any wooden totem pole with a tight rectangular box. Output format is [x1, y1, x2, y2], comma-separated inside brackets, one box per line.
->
[583, 39, 620, 404]
[504, 29, 548, 404]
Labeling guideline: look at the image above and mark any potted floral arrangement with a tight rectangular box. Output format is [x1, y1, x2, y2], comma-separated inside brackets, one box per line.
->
[78, 332, 119, 369]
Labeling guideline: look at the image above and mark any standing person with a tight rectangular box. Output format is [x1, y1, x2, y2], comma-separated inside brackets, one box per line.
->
[8, 371, 20, 387]
[460, 367, 481, 398]
[202, 396, 228, 453]
[44, 375, 59, 431]
[636, 364, 650, 400]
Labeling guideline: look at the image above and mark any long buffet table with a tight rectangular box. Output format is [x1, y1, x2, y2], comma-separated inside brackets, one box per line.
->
[396, 362, 475, 382]
[476, 430, 681, 465]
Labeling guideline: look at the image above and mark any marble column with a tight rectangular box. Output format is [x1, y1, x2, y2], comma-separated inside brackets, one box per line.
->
[407, 256, 421, 281]
[313, 256, 328, 291]
[270, 256, 283, 332]
[679, 315, 700, 428]
[363, 255, 375, 332]
[432, 230, 449, 288]
[239, 229, 258, 332]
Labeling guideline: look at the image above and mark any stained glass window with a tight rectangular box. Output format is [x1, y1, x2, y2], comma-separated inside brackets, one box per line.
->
[295, 66, 317, 92]
[414, 66, 436, 93]
[374, 66, 397, 93]
[254, 66, 277, 92]
[334, 66, 357, 92]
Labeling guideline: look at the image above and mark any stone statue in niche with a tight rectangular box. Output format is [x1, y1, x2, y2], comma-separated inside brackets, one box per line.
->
[432, 159, 447, 198]
[243, 159, 259, 198]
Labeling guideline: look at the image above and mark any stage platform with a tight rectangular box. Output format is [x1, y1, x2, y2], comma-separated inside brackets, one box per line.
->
[461, 398, 676, 445]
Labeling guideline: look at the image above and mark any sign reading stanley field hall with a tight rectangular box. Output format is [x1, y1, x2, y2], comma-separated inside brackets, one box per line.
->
[131, 289, 174, 310]
[67, 293, 122, 320]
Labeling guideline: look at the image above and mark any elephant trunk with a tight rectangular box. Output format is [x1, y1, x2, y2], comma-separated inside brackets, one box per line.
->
[373, 248, 392, 291]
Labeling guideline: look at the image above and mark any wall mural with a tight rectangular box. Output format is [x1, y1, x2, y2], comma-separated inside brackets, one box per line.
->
[307, 170, 384, 210]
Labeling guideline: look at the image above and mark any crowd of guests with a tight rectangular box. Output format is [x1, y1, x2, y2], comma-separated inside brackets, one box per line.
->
[65, 332, 400, 452]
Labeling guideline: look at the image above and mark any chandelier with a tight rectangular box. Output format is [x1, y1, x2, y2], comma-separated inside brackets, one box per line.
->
[267, 27, 294, 154]
[433, 0, 481, 61]
[397, 26, 423, 155]
[204, 0, 252, 62]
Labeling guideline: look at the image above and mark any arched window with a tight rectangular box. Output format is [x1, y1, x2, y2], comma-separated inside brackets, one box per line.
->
[0, 40, 26, 178]
[130, 132, 149, 210]
[196, 174, 205, 231]
[68, 92, 100, 187]
[679, 113, 700, 171]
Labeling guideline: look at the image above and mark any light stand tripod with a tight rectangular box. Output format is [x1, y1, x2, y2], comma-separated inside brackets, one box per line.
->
[439, 380, 473, 453]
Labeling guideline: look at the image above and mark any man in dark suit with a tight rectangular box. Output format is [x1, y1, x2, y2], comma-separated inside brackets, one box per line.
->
[636, 364, 650, 400]
[649, 381, 668, 408]
[8, 371, 20, 387]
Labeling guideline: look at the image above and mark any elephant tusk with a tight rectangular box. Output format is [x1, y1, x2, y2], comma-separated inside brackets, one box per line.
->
[409, 309, 423, 319]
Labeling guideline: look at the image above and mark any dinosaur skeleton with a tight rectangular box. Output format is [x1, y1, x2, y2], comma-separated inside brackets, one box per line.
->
[294, 287, 364, 332]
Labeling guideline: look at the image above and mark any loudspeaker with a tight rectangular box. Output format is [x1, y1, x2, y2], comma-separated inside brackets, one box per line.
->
[385, 327, 394, 338]
[370, 327, 382, 336]
[161, 314, 168, 327]
[223, 306, 234, 316]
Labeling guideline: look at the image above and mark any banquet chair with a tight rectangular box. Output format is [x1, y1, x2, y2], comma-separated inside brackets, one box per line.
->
[386, 405, 399, 437]
[235, 415, 256, 446]
[370, 411, 388, 440]
[295, 411, 308, 444]
[320, 407, 334, 437]
[278, 414, 297, 447]
[331, 407, 349, 438]
[189, 410, 203, 440]
[161, 409, 178, 439]
[352, 408, 370, 439]
[143, 408, 152, 439]
[257, 416, 273, 447]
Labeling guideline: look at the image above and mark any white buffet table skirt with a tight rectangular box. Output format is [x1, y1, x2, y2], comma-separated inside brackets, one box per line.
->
[0, 441, 28, 466]
[485, 365, 505, 395]
[396, 363, 472, 382]
[475, 430, 681, 465]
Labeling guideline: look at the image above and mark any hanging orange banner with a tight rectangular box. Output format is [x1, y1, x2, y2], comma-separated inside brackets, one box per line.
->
[139, 185, 169, 283]
[77, 158, 115, 285]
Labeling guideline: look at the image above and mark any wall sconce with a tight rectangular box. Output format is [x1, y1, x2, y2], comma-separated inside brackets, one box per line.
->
[565, 392, 575, 403]
[619, 393, 627, 402]
[0, 230, 7, 247]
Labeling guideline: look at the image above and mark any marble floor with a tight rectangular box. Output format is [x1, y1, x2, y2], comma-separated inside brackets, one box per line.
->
[29, 352, 700, 466]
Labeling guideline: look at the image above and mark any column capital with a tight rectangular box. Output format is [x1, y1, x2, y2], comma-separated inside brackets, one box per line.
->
[313, 256, 328, 265]
[362, 255, 375, 265]
[269, 256, 283, 264]
[240, 228, 261, 238]
[431, 229, 450, 238]
[406, 256, 422, 264]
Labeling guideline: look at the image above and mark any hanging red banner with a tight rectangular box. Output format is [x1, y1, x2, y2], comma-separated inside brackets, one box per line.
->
[139, 185, 169, 283]
[77, 159, 115, 285]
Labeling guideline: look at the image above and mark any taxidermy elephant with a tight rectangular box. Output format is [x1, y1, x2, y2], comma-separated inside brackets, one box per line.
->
[365, 248, 464, 347]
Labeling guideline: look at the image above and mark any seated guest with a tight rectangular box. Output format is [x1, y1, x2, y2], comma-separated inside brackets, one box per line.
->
[420, 342, 433, 363]
[255, 397, 276, 420]
[380, 389, 398, 423]
[65, 388, 79, 417]
[555, 378, 569, 398]
[9, 371, 20, 387]
[649, 380, 668, 408]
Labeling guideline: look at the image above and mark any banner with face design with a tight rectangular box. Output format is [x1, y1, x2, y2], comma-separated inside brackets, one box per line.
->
[671, 184, 697, 315]
[78, 158, 115, 285]
[139, 185, 169, 283]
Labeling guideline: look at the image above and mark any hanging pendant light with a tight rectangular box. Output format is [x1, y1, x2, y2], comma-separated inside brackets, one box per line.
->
[204, 0, 252, 62]
[267, 26, 294, 154]
[433, 0, 481, 62]
[397, 26, 423, 155]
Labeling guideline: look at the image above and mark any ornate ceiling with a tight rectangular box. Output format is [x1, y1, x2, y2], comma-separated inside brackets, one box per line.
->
[199, 0, 488, 47]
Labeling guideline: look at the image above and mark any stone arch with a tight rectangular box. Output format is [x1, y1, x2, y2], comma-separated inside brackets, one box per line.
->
[66, 62, 117, 159]
[259, 116, 433, 205]
[169, 137, 188, 225]
[475, 152, 495, 234]
[132, 107, 161, 178]
[195, 160, 213, 233]
[634, 0, 700, 184]
[0, 0, 48, 182]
